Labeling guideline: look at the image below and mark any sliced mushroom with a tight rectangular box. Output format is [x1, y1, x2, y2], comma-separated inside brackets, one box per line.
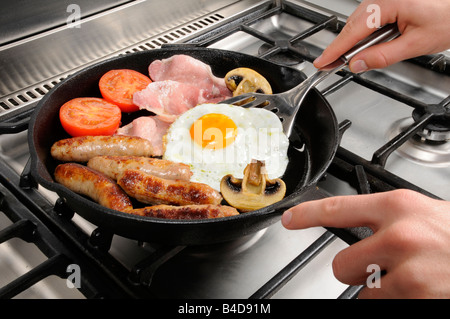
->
[220, 160, 286, 212]
[225, 68, 273, 97]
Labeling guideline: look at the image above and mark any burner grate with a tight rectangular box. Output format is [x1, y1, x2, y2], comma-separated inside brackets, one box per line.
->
[0, 158, 154, 298]
[0, 180, 80, 298]
[0, 1, 447, 299]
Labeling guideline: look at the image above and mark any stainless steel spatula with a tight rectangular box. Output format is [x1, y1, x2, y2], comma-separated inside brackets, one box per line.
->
[225, 24, 401, 138]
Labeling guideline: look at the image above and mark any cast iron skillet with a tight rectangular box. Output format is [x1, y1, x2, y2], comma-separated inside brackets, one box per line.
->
[28, 47, 339, 245]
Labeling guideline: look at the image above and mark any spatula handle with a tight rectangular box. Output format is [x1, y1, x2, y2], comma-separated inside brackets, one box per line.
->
[342, 23, 401, 62]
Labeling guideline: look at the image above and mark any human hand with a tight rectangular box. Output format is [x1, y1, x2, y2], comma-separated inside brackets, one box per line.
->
[281, 189, 450, 298]
[314, 0, 450, 73]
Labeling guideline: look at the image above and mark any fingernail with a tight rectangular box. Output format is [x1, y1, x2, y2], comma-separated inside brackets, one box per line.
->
[281, 210, 292, 227]
[350, 60, 368, 73]
[313, 54, 323, 67]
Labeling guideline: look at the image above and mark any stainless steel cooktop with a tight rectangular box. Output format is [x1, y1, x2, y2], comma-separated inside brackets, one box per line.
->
[0, 0, 448, 299]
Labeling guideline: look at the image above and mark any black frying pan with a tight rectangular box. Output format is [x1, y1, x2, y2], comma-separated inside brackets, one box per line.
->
[28, 47, 339, 245]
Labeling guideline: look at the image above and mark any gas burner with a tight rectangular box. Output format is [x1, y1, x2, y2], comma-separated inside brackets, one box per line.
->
[389, 118, 450, 167]
[412, 106, 450, 142]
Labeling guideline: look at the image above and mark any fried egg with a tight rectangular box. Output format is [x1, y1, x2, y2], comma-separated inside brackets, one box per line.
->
[163, 103, 289, 191]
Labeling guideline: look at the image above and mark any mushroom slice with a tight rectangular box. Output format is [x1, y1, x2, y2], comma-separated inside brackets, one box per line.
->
[225, 68, 273, 97]
[220, 160, 286, 212]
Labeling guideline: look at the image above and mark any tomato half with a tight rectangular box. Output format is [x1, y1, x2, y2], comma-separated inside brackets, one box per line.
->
[99, 69, 152, 112]
[59, 97, 122, 137]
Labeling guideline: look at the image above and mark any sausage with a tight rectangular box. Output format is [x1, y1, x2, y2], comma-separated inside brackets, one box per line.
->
[54, 163, 133, 213]
[87, 155, 192, 181]
[117, 169, 222, 206]
[131, 204, 239, 219]
[51, 135, 155, 162]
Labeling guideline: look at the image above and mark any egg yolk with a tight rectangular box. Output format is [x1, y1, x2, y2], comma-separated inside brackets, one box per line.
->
[190, 113, 237, 149]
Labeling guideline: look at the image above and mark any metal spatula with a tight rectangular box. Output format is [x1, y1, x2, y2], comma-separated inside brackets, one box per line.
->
[225, 24, 401, 138]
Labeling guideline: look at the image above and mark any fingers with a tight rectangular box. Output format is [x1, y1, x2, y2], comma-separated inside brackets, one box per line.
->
[347, 31, 426, 72]
[313, 0, 401, 72]
[313, 3, 376, 69]
[281, 189, 431, 232]
[331, 232, 388, 286]
[281, 190, 446, 298]
[314, 0, 450, 73]
[281, 193, 392, 286]
[356, 273, 398, 299]
[357, 269, 424, 299]
[280, 191, 400, 286]
[281, 193, 387, 231]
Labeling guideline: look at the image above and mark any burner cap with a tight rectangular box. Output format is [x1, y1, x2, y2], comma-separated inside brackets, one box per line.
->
[389, 118, 450, 167]
[412, 107, 450, 142]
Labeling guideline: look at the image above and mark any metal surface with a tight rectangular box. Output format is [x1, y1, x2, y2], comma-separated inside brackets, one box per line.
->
[1, 0, 449, 299]
[324, 74, 450, 200]
[0, 0, 266, 118]
[0, 0, 134, 46]
[0, 214, 83, 299]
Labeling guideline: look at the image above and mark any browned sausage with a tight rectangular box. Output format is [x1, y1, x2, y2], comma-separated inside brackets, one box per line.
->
[54, 163, 133, 212]
[131, 204, 239, 219]
[51, 135, 155, 162]
[87, 155, 192, 181]
[117, 169, 222, 206]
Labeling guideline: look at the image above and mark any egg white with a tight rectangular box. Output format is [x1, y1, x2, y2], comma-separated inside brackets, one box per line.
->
[163, 103, 289, 191]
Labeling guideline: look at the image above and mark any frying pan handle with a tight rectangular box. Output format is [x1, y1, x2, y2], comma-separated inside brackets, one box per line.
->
[342, 23, 401, 62]
[0, 115, 31, 134]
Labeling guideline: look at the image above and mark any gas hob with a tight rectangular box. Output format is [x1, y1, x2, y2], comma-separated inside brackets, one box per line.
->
[0, 0, 448, 299]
